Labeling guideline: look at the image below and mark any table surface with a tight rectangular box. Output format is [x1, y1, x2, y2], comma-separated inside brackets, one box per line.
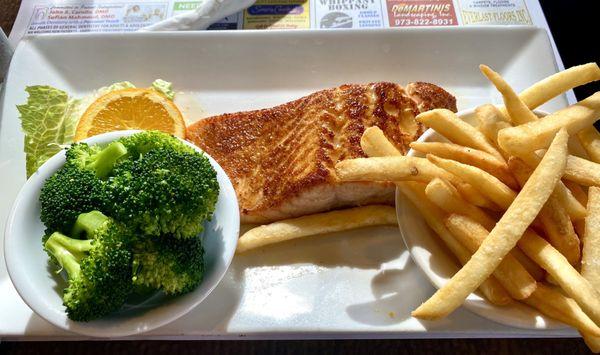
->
[0, 0, 597, 353]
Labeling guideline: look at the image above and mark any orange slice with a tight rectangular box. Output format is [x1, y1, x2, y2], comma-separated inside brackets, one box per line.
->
[74, 88, 185, 141]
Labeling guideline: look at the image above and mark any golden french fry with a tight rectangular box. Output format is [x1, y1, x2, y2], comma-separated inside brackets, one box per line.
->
[425, 178, 496, 230]
[507, 157, 581, 264]
[412, 129, 568, 320]
[522, 284, 600, 337]
[336, 156, 450, 184]
[335, 156, 495, 209]
[508, 156, 587, 220]
[511, 247, 546, 282]
[410, 141, 518, 189]
[236, 205, 397, 253]
[517, 228, 600, 327]
[582, 186, 600, 353]
[574, 219, 586, 239]
[424, 178, 544, 280]
[545, 274, 560, 286]
[583, 336, 600, 354]
[498, 92, 600, 157]
[427, 154, 516, 210]
[361, 127, 402, 157]
[564, 154, 600, 187]
[480, 65, 539, 125]
[554, 181, 588, 220]
[565, 180, 589, 206]
[582, 187, 600, 291]
[475, 104, 512, 159]
[577, 126, 600, 164]
[538, 197, 581, 265]
[397, 181, 512, 306]
[444, 214, 537, 300]
[415, 109, 505, 162]
[456, 184, 500, 210]
[534, 150, 600, 187]
[517, 63, 600, 110]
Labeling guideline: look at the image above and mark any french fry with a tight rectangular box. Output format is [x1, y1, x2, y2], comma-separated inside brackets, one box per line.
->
[517, 228, 600, 327]
[410, 141, 518, 189]
[522, 284, 600, 337]
[425, 178, 496, 230]
[397, 182, 512, 306]
[424, 178, 544, 280]
[497, 92, 600, 157]
[554, 180, 588, 220]
[456, 184, 499, 210]
[564, 154, 600, 187]
[415, 109, 505, 162]
[533, 150, 600, 187]
[335, 156, 495, 209]
[511, 247, 546, 282]
[480, 65, 539, 125]
[444, 214, 537, 300]
[564, 180, 589, 207]
[236, 205, 397, 253]
[427, 154, 516, 210]
[574, 220, 587, 243]
[537, 197, 581, 265]
[507, 157, 581, 264]
[582, 187, 600, 292]
[412, 129, 568, 320]
[508, 156, 587, 220]
[577, 126, 600, 164]
[517, 63, 600, 111]
[475, 104, 512, 159]
[361, 127, 403, 157]
[582, 187, 600, 353]
[583, 336, 600, 354]
[336, 156, 452, 184]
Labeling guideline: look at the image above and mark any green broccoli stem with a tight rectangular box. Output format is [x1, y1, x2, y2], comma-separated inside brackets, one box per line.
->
[88, 141, 127, 179]
[71, 211, 109, 239]
[44, 232, 93, 278]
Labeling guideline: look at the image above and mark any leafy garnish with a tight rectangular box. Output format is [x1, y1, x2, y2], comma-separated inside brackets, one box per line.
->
[17, 86, 81, 177]
[151, 79, 175, 100]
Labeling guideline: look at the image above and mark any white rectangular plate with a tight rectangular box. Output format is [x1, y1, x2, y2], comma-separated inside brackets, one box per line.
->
[0, 27, 574, 339]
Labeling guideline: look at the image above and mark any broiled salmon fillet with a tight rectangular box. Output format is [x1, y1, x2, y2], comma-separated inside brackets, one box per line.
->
[187, 82, 456, 223]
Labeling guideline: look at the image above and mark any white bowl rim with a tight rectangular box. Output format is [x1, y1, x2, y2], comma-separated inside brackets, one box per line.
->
[396, 107, 567, 330]
[3, 129, 240, 337]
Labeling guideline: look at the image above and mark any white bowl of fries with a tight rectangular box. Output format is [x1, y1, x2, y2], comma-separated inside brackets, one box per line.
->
[390, 63, 600, 345]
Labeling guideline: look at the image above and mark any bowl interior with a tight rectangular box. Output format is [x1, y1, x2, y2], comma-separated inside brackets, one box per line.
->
[396, 108, 565, 330]
[4, 130, 239, 337]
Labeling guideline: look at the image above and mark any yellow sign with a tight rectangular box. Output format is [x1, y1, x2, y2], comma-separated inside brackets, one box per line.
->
[243, 0, 310, 29]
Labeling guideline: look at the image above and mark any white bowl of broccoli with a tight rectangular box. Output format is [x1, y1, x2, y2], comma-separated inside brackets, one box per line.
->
[4, 130, 240, 337]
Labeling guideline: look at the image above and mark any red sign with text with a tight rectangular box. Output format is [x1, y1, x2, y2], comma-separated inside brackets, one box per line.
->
[387, 0, 458, 27]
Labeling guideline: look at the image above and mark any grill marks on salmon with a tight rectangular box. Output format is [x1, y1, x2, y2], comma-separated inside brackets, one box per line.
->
[187, 82, 457, 223]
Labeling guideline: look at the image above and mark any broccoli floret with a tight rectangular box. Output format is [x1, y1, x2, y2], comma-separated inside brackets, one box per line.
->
[66, 141, 128, 179]
[132, 235, 204, 295]
[119, 130, 194, 159]
[43, 211, 133, 321]
[39, 165, 105, 234]
[39, 142, 127, 233]
[108, 145, 219, 238]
